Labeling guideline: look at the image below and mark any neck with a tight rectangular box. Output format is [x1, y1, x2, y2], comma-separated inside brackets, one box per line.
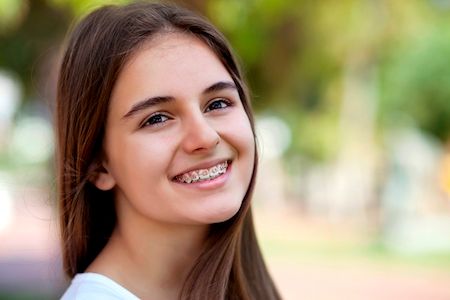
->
[87, 214, 209, 300]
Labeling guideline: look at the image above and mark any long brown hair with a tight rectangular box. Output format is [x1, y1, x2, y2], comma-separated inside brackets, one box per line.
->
[56, 2, 280, 299]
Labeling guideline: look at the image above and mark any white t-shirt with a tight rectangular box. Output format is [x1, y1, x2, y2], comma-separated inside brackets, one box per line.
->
[61, 273, 141, 300]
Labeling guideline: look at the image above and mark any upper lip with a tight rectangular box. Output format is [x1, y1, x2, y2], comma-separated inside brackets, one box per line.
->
[172, 158, 230, 179]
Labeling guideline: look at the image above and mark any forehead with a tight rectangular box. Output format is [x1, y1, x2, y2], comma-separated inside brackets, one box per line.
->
[122, 32, 231, 86]
[109, 32, 234, 114]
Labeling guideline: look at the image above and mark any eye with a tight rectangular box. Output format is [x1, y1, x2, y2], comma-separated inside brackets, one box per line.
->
[142, 113, 169, 127]
[205, 99, 231, 112]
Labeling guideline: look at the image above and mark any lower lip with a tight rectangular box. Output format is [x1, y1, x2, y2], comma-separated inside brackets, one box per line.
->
[173, 162, 232, 190]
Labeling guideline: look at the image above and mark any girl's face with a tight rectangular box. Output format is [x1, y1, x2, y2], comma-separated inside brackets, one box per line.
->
[96, 33, 255, 227]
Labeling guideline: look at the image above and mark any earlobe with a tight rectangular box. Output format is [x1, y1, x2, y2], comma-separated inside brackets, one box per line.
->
[89, 161, 116, 191]
[94, 171, 116, 191]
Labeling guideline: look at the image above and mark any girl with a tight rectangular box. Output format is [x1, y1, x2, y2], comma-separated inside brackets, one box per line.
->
[57, 2, 281, 299]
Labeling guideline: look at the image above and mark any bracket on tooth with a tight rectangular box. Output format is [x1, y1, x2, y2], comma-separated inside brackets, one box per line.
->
[191, 172, 200, 182]
[177, 161, 229, 183]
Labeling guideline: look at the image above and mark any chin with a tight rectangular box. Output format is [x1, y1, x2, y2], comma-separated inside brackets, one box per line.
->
[202, 201, 242, 224]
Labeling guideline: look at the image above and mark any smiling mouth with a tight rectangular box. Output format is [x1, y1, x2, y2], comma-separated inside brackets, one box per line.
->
[173, 160, 230, 184]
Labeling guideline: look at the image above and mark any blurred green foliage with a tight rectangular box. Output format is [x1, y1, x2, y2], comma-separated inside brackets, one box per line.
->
[0, 292, 52, 300]
[0, 0, 69, 96]
[381, 26, 450, 141]
[0, 0, 25, 32]
[1, 0, 450, 161]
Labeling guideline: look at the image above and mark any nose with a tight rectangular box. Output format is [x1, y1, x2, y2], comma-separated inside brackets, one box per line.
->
[181, 112, 220, 154]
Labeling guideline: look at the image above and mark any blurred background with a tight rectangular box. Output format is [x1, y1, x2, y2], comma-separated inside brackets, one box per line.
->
[1, 0, 450, 299]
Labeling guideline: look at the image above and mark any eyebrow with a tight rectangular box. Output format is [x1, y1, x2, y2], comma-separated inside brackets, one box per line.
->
[122, 96, 174, 119]
[203, 81, 237, 95]
[122, 81, 237, 119]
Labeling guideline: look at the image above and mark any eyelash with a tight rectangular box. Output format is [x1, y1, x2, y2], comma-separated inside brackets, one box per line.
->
[141, 98, 233, 128]
[142, 113, 169, 127]
[205, 98, 233, 112]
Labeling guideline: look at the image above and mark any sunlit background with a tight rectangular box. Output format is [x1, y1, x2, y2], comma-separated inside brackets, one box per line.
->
[1, 0, 450, 299]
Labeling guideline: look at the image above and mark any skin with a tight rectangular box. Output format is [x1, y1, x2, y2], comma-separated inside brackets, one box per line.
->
[87, 33, 255, 299]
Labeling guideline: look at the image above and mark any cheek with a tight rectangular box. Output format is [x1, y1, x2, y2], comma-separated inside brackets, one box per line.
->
[233, 113, 255, 155]
[221, 111, 255, 167]
[105, 132, 174, 186]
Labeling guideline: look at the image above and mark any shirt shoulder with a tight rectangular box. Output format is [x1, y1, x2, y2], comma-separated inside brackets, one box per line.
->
[60, 273, 140, 300]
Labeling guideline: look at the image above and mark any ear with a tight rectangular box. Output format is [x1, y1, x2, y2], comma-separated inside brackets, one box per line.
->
[88, 160, 116, 191]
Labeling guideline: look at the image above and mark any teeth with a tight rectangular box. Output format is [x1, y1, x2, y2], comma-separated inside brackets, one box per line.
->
[211, 166, 218, 176]
[175, 161, 229, 184]
[182, 173, 192, 184]
[199, 169, 209, 180]
[191, 171, 199, 182]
